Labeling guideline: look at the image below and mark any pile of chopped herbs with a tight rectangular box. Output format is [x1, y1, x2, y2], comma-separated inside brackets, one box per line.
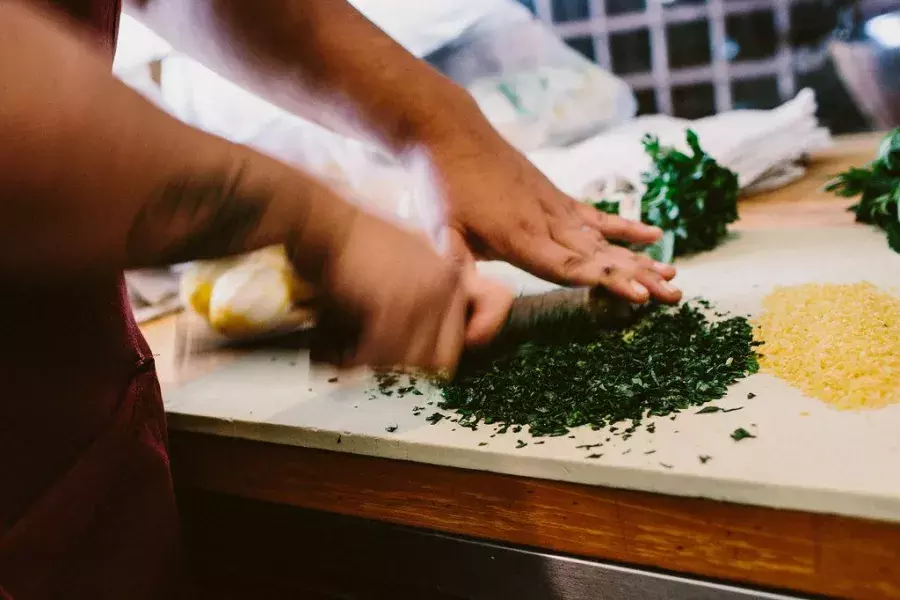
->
[825, 128, 900, 252]
[434, 300, 759, 437]
[592, 130, 740, 258]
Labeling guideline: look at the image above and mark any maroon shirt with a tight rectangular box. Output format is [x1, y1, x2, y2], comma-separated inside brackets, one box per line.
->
[0, 2, 188, 598]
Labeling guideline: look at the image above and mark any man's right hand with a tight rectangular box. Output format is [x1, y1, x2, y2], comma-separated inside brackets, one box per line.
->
[298, 208, 512, 375]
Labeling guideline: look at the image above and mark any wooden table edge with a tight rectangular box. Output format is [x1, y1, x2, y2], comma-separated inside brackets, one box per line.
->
[170, 430, 900, 599]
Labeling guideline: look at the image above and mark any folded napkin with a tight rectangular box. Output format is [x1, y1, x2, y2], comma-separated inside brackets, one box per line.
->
[527, 88, 831, 202]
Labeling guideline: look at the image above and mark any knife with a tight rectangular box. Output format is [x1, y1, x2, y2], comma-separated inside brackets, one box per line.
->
[172, 285, 637, 372]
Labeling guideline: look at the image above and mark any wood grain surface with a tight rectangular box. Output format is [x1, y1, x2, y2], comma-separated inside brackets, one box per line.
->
[151, 133, 900, 598]
[170, 432, 900, 599]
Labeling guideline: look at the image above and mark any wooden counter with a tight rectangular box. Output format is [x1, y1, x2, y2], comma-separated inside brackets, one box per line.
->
[143, 133, 900, 599]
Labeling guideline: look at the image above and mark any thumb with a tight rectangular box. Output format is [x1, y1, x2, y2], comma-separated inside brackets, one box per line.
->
[463, 268, 513, 348]
[447, 228, 513, 346]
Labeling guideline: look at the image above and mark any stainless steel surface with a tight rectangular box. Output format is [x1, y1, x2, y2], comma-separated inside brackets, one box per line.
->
[830, 4, 900, 128]
[182, 491, 809, 600]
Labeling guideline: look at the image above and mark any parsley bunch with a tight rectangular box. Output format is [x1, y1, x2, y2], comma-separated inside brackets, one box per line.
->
[591, 130, 740, 258]
[640, 130, 740, 257]
[825, 129, 900, 253]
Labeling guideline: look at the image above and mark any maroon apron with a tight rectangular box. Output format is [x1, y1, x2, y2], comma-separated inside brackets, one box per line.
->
[0, 3, 189, 598]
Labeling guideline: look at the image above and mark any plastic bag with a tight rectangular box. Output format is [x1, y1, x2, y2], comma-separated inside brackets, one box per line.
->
[430, 10, 637, 150]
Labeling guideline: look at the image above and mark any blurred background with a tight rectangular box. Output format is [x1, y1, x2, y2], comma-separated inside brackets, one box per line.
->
[115, 0, 898, 322]
[515, 0, 869, 131]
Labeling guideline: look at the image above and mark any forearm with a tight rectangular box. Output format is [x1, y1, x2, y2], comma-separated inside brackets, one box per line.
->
[0, 1, 353, 280]
[126, 0, 497, 153]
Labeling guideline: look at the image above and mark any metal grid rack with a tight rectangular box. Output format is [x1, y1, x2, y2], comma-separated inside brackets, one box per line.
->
[523, 0, 825, 117]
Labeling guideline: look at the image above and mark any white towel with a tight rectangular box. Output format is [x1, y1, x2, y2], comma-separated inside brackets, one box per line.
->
[527, 88, 831, 201]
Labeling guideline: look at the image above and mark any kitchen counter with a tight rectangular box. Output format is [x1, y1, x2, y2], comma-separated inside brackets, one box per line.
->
[142, 132, 900, 600]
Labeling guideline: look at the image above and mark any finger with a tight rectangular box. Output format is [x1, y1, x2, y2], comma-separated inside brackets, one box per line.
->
[464, 273, 514, 347]
[636, 268, 683, 304]
[549, 219, 608, 258]
[433, 287, 467, 377]
[652, 260, 676, 280]
[596, 264, 651, 303]
[576, 204, 664, 244]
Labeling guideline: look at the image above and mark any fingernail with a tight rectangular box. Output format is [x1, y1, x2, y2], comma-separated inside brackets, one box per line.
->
[631, 281, 649, 298]
[661, 280, 679, 293]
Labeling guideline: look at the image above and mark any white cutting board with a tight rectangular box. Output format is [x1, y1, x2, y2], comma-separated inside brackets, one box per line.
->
[162, 226, 900, 523]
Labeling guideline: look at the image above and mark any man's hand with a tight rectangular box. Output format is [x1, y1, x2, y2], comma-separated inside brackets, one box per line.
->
[295, 209, 512, 372]
[432, 134, 681, 305]
[128, 0, 681, 306]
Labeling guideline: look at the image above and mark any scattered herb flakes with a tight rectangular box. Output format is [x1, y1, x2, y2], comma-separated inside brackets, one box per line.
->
[576, 443, 602, 450]
[699, 455, 712, 464]
[721, 407, 743, 413]
[586, 453, 603, 459]
[436, 301, 758, 437]
[747, 392, 757, 399]
[646, 423, 656, 433]
[696, 406, 722, 414]
[659, 462, 673, 469]
[644, 450, 657, 455]
[731, 427, 756, 441]
[516, 440, 528, 449]
[478, 442, 488, 447]
[328, 377, 339, 383]
[622, 448, 632, 455]
[534, 441, 546, 445]
[512, 425, 523, 433]
[425, 412, 445, 425]
[384, 425, 398, 433]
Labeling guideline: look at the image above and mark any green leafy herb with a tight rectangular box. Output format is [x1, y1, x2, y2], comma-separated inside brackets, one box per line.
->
[731, 427, 756, 441]
[516, 440, 527, 449]
[826, 128, 900, 253]
[478, 442, 488, 447]
[384, 425, 398, 433]
[425, 412, 445, 425]
[699, 455, 712, 464]
[436, 301, 759, 437]
[722, 406, 743, 413]
[747, 392, 756, 399]
[640, 130, 740, 257]
[696, 405, 722, 414]
[591, 200, 620, 215]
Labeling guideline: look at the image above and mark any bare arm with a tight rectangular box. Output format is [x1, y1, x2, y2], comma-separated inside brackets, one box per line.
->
[124, 0, 490, 153]
[0, 0, 355, 281]
[126, 0, 681, 304]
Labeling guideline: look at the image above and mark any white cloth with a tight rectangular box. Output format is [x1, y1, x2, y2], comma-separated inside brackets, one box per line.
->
[527, 88, 832, 199]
